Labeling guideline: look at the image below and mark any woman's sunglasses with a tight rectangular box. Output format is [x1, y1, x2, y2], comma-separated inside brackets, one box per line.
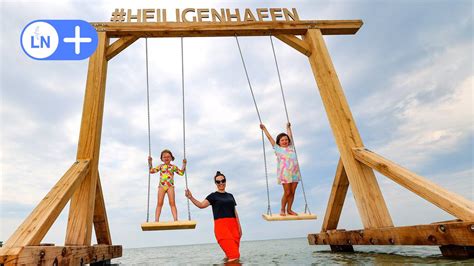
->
[215, 179, 226, 184]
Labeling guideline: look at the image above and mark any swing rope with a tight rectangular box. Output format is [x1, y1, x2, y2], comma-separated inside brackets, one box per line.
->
[145, 38, 152, 222]
[235, 35, 272, 216]
[181, 37, 192, 221]
[269, 36, 311, 214]
[145, 38, 192, 223]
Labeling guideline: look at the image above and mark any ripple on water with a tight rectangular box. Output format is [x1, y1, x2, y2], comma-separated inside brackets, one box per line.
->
[114, 238, 474, 265]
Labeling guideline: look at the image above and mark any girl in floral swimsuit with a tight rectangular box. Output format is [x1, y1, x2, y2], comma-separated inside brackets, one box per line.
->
[148, 149, 186, 222]
[260, 123, 301, 216]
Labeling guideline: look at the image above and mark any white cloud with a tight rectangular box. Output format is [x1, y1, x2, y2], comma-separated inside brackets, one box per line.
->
[376, 68, 473, 168]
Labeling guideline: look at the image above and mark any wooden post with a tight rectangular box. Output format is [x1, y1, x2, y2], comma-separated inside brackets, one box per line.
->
[93, 173, 112, 245]
[66, 32, 110, 246]
[440, 245, 474, 258]
[304, 29, 393, 229]
[321, 158, 349, 232]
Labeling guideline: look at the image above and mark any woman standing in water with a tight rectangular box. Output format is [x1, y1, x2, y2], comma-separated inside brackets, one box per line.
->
[185, 171, 242, 262]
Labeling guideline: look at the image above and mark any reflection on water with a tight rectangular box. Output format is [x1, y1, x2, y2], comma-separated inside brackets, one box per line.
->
[113, 238, 474, 265]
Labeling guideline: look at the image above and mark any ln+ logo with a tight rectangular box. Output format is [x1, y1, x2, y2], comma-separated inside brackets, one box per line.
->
[21, 20, 98, 60]
[21, 21, 59, 59]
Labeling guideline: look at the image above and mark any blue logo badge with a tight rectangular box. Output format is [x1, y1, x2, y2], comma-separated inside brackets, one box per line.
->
[21, 20, 98, 60]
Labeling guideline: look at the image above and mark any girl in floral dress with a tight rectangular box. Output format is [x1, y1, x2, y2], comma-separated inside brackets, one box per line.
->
[148, 149, 186, 222]
[260, 123, 301, 216]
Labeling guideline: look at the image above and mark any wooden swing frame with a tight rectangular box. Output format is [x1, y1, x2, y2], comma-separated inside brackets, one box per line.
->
[1, 19, 473, 265]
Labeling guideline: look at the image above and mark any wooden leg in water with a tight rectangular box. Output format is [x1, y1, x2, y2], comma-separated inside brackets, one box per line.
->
[330, 245, 354, 252]
[91, 259, 112, 265]
[439, 245, 474, 258]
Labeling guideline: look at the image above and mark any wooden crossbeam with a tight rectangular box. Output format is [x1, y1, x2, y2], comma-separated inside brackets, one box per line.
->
[92, 20, 363, 37]
[93, 173, 112, 245]
[308, 221, 474, 246]
[275, 34, 311, 56]
[106, 36, 139, 61]
[0, 244, 122, 265]
[0, 160, 90, 254]
[66, 32, 110, 246]
[322, 158, 349, 231]
[353, 147, 474, 221]
[304, 28, 393, 229]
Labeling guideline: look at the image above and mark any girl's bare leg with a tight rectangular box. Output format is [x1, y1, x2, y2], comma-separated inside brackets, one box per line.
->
[167, 186, 178, 221]
[281, 184, 291, 216]
[287, 182, 299, 215]
[155, 186, 166, 222]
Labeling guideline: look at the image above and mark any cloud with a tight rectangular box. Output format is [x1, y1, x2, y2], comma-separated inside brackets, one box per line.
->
[359, 41, 473, 169]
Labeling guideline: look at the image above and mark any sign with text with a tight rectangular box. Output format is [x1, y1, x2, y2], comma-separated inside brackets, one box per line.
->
[110, 8, 300, 23]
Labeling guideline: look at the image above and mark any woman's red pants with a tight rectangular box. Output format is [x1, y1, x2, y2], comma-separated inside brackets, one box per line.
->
[214, 218, 241, 260]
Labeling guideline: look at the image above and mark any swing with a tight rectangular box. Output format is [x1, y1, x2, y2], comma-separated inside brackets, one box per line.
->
[141, 38, 197, 231]
[236, 35, 317, 221]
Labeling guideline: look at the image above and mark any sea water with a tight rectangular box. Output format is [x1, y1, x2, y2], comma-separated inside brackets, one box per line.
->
[112, 238, 474, 265]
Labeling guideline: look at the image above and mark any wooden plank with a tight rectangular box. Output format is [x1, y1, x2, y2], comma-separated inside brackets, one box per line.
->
[105, 36, 139, 61]
[262, 213, 317, 221]
[321, 158, 349, 231]
[0, 160, 90, 253]
[304, 28, 393, 229]
[93, 173, 112, 245]
[91, 20, 363, 37]
[308, 221, 474, 246]
[275, 34, 311, 56]
[141, 220, 197, 231]
[353, 147, 474, 221]
[0, 245, 122, 265]
[66, 32, 110, 246]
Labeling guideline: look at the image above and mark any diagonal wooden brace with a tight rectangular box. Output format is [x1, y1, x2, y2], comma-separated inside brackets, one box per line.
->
[321, 158, 350, 232]
[0, 160, 90, 256]
[353, 147, 474, 221]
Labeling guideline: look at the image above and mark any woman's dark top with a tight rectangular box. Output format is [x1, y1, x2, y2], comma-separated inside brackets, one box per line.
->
[205, 192, 237, 220]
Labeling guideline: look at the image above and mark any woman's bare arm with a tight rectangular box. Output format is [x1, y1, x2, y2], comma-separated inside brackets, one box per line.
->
[235, 208, 242, 237]
[185, 189, 210, 209]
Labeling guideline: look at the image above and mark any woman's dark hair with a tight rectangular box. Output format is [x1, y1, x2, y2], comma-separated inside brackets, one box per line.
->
[276, 133, 292, 146]
[214, 171, 226, 181]
[160, 149, 175, 161]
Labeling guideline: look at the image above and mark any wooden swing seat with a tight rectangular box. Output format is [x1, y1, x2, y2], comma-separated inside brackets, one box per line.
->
[262, 213, 317, 221]
[141, 220, 197, 231]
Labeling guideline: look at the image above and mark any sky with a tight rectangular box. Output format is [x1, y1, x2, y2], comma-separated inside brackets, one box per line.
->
[0, 0, 472, 249]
